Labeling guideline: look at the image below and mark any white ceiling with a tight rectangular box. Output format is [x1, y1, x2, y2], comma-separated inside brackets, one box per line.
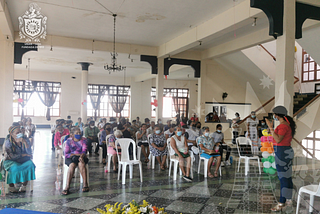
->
[7, 0, 246, 46]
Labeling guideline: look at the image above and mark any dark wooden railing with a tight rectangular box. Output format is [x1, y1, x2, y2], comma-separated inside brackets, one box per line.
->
[293, 93, 320, 117]
[259, 44, 276, 61]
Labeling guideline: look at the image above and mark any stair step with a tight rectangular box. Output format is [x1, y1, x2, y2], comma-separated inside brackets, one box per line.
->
[296, 94, 308, 98]
[294, 97, 304, 101]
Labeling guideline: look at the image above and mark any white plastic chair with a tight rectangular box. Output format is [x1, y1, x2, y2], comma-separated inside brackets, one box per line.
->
[57, 135, 67, 166]
[106, 134, 113, 172]
[97, 132, 103, 163]
[116, 139, 143, 185]
[168, 138, 194, 181]
[236, 137, 261, 176]
[197, 154, 221, 177]
[62, 141, 90, 190]
[296, 183, 320, 214]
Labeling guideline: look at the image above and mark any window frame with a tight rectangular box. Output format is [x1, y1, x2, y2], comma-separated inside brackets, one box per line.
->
[87, 84, 131, 118]
[13, 80, 61, 117]
[301, 50, 320, 83]
[151, 87, 189, 118]
[302, 130, 320, 159]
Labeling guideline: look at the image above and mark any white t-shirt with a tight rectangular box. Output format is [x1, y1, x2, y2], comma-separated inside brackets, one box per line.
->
[210, 132, 224, 144]
[147, 127, 154, 135]
[186, 128, 199, 141]
[246, 117, 259, 128]
[164, 129, 173, 137]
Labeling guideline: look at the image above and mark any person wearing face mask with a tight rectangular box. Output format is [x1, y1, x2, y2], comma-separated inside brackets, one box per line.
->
[25, 118, 36, 147]
[54, 124, 70, 150]
[164, 120, 172, 132]
[3, 125, 35, 193]
[157, 119, 164, 133]
[197, 127, 221, 178]
[210, 124, 231, 166]
[258, 120, 269, 138]
[265, 106, 296, 212]
[85, 121, 100, 155]
[170, 126, 192, 182]
[246, 111, 259, 155]
[185, 123, 199, 148]
[137, 124, 150, 163]
[74, 117, 84, 135]
[235, 112, 241, 123]
[164, 124, 175, 140]
[147, 121, 156, 135]
[62, 127, 89, 195]
[149, 125, 168, 170]
[232, 119, 240, 144]
[108, 130, 123, 172]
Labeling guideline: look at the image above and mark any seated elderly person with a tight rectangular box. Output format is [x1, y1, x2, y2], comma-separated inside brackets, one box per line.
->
[108, 130, 122, 172]
[100, 126, 112, 164]
[149, 125, 168, 170]
[197, 127, 221, 178]
[85, 121, 100, 155]
[54, 124, 70, 150]
[62, 127, 89, 195]
[170, 126, 192, 182]
[3, 125, 35, 193]
[137, 124, 150, 163]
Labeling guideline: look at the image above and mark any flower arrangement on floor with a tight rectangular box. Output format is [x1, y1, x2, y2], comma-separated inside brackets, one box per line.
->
[97, 200, 167, 214]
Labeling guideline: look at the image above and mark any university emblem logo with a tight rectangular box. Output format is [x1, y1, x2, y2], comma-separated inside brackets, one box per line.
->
[18, 3, 47, 42]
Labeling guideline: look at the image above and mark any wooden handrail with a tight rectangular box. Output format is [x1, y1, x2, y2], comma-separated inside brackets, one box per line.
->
[293, 93, 320, 117]
[293, 138, 315, 158]
[259, 44, 276, 61]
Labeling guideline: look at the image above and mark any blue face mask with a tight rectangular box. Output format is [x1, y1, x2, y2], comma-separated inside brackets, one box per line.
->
[74, 134, 81, 140]
[177, 131, 182, 137]
[273, 115, 278, 121]
[252, 115, 256, 118]
[63, 125, 67, 128]
[16, 133, 24, 139]
[204, 132, 209, 137]
[155, 130, 161, 134]
[217, 130, 221, 133]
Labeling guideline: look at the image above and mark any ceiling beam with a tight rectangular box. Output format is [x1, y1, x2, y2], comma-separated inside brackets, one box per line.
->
[202, 19, 320, 59]
[0, 0, 14, 40]
[14, 32, 158, 56]
[157, 0, 263, 58]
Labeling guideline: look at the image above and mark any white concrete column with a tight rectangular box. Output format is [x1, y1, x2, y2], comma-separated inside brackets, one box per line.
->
[0, 38, 14, 139]
[197, 60, 207, 123]
[156, 58, 164, 121]
[78, 62, 92, 123]
[275, 0, 295, 116]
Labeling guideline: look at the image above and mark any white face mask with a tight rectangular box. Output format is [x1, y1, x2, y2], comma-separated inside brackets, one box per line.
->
[90, 126, 95, 128]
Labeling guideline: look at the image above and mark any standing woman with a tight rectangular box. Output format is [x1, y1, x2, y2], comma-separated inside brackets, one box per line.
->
[266, 106, 296, 212]
[25, 118, 36, 147]
[3, 125, 35, 193]
[246, 111, 259, 155]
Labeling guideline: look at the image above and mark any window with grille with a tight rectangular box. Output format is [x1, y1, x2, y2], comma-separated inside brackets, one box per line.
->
[151, 87, 189, 118]
[87, 84, 130, 118]
[302, 50, 320, 82]
[13, 80, 61, 117]
[302, 130, 320, 159]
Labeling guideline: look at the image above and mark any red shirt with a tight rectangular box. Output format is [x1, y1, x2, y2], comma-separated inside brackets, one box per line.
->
[273, 124, 292, 146]
[54, 128, 70, 147]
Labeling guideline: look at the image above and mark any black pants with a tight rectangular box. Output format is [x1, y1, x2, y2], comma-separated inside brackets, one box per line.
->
[232, 131, 239, 144]
[219, 144, 231, 161]
[87, 137, 99, 153]
[52, 133, 55, 150]
[100, 144, 107, 159]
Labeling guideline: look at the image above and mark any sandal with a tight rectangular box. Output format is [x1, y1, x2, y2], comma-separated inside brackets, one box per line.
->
[160, 166, 165, 171]
[214, 172, 219, 178]
[144, 159, 149, 163]
[208, 172, 214, 178]
[61, 189, 70, 195]
[82, 187, 89, 192]
[271, 203, 285, 212]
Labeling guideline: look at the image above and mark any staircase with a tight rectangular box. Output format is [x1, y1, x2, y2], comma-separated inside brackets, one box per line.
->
[293, 93, 318, 115]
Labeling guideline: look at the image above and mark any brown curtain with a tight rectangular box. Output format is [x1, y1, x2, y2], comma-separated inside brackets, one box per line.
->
[172, 97, 181, 116]
[88, 86, 108, 121]
[36, 82, 58, 121]
[109, 95, 127, 117]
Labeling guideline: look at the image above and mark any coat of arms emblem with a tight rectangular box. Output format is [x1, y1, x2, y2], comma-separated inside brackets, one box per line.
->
[19, 3, 47, 43]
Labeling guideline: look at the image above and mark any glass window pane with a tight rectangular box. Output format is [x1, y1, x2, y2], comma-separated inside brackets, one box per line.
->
[310, 72, 315, 80]
[315, 140, 320, 150]
[317, 71, 320, 80]
[307, 132, 314, 138]
[316, 131, 320, 139]
[303, 73, 308, 81]
[315, 151, 320, 160]
[310, 62, 315, 71]
[308, 140, 313, 149]
[302, 139, 307, 148]
[317, 64, 320, 70]
[304, 64, 309, 71]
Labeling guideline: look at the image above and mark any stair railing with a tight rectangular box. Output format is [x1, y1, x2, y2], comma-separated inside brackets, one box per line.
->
[293, 93, 320, 118]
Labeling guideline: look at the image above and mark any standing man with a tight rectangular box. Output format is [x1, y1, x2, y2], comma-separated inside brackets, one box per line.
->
[85, 121, 100, 155]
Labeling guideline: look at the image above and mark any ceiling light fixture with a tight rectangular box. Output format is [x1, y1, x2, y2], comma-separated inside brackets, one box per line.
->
[104, 14, 126, 74]
[252, 17, 257, 27]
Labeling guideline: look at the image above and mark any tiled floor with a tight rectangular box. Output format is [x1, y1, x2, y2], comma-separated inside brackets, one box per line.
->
[0, 129, 320, 213]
